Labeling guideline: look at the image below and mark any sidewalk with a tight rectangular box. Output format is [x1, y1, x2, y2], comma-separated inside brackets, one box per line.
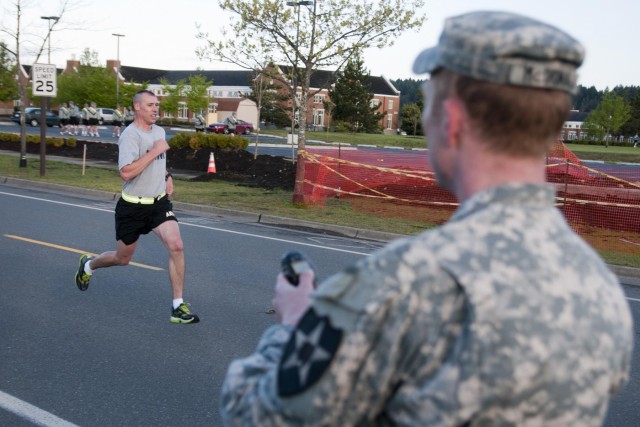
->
[1, 149, 639, 286]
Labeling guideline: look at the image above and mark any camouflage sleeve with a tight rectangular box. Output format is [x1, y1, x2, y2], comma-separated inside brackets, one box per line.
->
[220, 237, 467, 425]
[220, 324, 297, 426]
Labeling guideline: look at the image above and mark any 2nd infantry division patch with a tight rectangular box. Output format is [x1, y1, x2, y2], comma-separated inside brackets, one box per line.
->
[277, 307, 343, 396]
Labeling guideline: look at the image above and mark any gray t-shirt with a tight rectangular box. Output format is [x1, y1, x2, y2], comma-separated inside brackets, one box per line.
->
[118, 123, 167, 197]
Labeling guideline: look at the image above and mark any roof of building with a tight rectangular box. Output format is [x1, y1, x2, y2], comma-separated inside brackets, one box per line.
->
[567, 110, 589, 122]
[277, 65, 399, 97]
[120, 66, 256, 87]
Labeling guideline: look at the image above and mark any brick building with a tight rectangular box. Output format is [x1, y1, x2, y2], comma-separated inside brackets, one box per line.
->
[1, 59, 401, 133]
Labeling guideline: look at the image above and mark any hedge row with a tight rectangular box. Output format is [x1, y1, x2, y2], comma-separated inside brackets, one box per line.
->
[0, 132, 76, 148]
[0, 131, 248, 151]
[168, 132, 248, 150]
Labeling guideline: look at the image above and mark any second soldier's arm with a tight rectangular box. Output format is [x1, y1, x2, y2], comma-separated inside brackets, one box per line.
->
[220, 242, 466, 425]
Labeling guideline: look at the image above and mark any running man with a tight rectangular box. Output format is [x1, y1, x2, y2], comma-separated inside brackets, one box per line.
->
[75, 90, 199, 324]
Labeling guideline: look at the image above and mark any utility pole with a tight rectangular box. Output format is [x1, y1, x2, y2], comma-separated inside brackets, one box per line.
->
[112, 33, 125, 107]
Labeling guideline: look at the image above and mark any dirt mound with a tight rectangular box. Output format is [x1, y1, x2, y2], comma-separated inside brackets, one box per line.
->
[171, 147, 295, 190]
[0, 138, 296, 190]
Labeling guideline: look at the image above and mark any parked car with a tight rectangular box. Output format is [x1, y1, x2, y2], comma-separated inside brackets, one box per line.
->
[96, 107, 115, 125]
[206, 119, 254, 135]
[11, 107, 60, 127]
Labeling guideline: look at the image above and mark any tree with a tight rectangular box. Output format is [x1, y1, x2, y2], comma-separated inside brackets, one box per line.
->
[400, 103, 421, 136]
[392, 78, 423, 110]
[184, 74, 212, 117]
[159, 78, 185, 124]
[244, 68, 290, 158]
[0, 42, 18, 102]
[620, 91, 640, 137]
[197, 0, 426, 204]
[56, 48, 140, 108]
[1, 0, 82, 168]
[583, 91, 631, 147]
[328, 54, 384, 133]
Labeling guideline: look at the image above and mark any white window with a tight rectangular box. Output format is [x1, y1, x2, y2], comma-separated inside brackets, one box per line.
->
[568, 131, 577, 140]
[386, 114, 393, 129]
[313, 109, 325, 126]
[208, 103, 217, 113]
[162, 111, 173, 118]
[313, 94, 324, 104]
[387, 99, 394, 110]
[370, 99, 380, 109]
[178, 102, 188, 119]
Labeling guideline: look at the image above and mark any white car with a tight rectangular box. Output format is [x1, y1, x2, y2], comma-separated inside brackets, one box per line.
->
[96, 107, 115, 125]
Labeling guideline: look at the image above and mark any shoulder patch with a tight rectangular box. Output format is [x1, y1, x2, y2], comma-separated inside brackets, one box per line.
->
[278, 307, 342, 397]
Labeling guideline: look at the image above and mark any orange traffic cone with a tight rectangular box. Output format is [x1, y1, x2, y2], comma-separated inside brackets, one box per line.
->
[207, 152, 217, 174]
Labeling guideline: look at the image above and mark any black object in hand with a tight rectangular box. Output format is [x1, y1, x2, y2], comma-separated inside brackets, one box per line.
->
[281, 251, 314, 286]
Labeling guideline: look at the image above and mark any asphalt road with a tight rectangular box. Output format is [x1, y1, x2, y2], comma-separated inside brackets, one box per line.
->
[1, 157, 639, 426]
[0, 185, 380, 426]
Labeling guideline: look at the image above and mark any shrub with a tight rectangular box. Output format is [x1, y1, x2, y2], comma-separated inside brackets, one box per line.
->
[168, 132, 248, 151]
[0, 132, 20, 144]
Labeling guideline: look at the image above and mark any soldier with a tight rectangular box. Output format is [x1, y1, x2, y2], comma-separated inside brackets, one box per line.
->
[69, 101, 80, 135]
[194, 112, 206, 132]
[87, 101, 100, 137]
[81, 103, 89, 136]
[74, 90, 199, 325]
[124, 106, 135, 126]
[112, 106, 124, 138]
[58, 102, 70, 135]
[220, 11, 633, 426]
[224, 111, 238, 134]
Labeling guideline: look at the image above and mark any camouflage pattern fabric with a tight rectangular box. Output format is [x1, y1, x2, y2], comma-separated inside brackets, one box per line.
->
[221, 183, 633, 426]
[412, 11, 585, 94]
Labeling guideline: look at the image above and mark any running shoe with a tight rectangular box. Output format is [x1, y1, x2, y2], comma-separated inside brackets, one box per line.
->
[75, 254, 93, 291]
[170, 303, 200, 324]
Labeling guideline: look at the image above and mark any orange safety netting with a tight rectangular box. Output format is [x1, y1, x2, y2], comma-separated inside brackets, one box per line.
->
[300, 140, 640, 234]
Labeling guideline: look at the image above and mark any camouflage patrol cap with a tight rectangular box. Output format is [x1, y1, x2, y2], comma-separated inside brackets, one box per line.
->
[412, 11, 585, 93]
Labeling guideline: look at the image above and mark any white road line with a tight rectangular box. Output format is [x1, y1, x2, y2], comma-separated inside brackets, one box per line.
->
[0, 190, 370, 256]
[4, 190, 640, 283]
[0, 390, 79, 427]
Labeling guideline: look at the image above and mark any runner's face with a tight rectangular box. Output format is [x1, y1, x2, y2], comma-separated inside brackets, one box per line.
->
[135, 93, 159, 125]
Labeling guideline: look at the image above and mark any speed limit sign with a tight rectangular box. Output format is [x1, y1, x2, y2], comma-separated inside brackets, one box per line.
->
[32, 63, 57, 97]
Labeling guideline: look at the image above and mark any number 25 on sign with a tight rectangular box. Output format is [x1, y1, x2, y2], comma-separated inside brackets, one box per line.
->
[32, 64, 57, 97]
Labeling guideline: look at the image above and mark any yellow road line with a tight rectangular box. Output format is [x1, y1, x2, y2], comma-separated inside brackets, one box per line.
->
[3, 234, 164, 271]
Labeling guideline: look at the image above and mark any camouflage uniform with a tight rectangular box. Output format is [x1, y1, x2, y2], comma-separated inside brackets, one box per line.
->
[221, 11, 634, 426]
[221, 184, 632, 426]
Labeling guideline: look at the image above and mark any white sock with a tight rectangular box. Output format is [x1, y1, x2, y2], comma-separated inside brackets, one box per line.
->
[84, 260, 93, 275]
[172, 298, 184, 309]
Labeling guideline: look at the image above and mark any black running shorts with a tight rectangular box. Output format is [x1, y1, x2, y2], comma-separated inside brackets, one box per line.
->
[115, 195, 178, 245]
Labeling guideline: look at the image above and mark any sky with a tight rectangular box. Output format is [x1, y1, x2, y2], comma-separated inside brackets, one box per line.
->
[3, 0, 639, 91]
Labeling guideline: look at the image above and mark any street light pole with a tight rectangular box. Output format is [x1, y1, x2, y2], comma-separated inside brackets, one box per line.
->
[112, 33, 125, 107]
[40, 16, 59, 177]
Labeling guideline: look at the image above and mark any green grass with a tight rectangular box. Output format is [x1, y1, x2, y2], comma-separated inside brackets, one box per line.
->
[262, 130, 640, 162]
[260, 129, 426, 149]
[2, 135, 638, 268]
[0, 154, 433, 235]
[564, 143, 640, 163]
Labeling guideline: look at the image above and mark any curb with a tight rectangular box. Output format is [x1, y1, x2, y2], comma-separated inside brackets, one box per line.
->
[1, 175, 639, 286]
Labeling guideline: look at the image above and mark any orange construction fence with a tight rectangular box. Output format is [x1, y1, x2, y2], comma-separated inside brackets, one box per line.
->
[300, 141, 640, 234]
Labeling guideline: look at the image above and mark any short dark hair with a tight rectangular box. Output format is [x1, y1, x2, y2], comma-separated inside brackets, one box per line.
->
[133, 90, 156, 105]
